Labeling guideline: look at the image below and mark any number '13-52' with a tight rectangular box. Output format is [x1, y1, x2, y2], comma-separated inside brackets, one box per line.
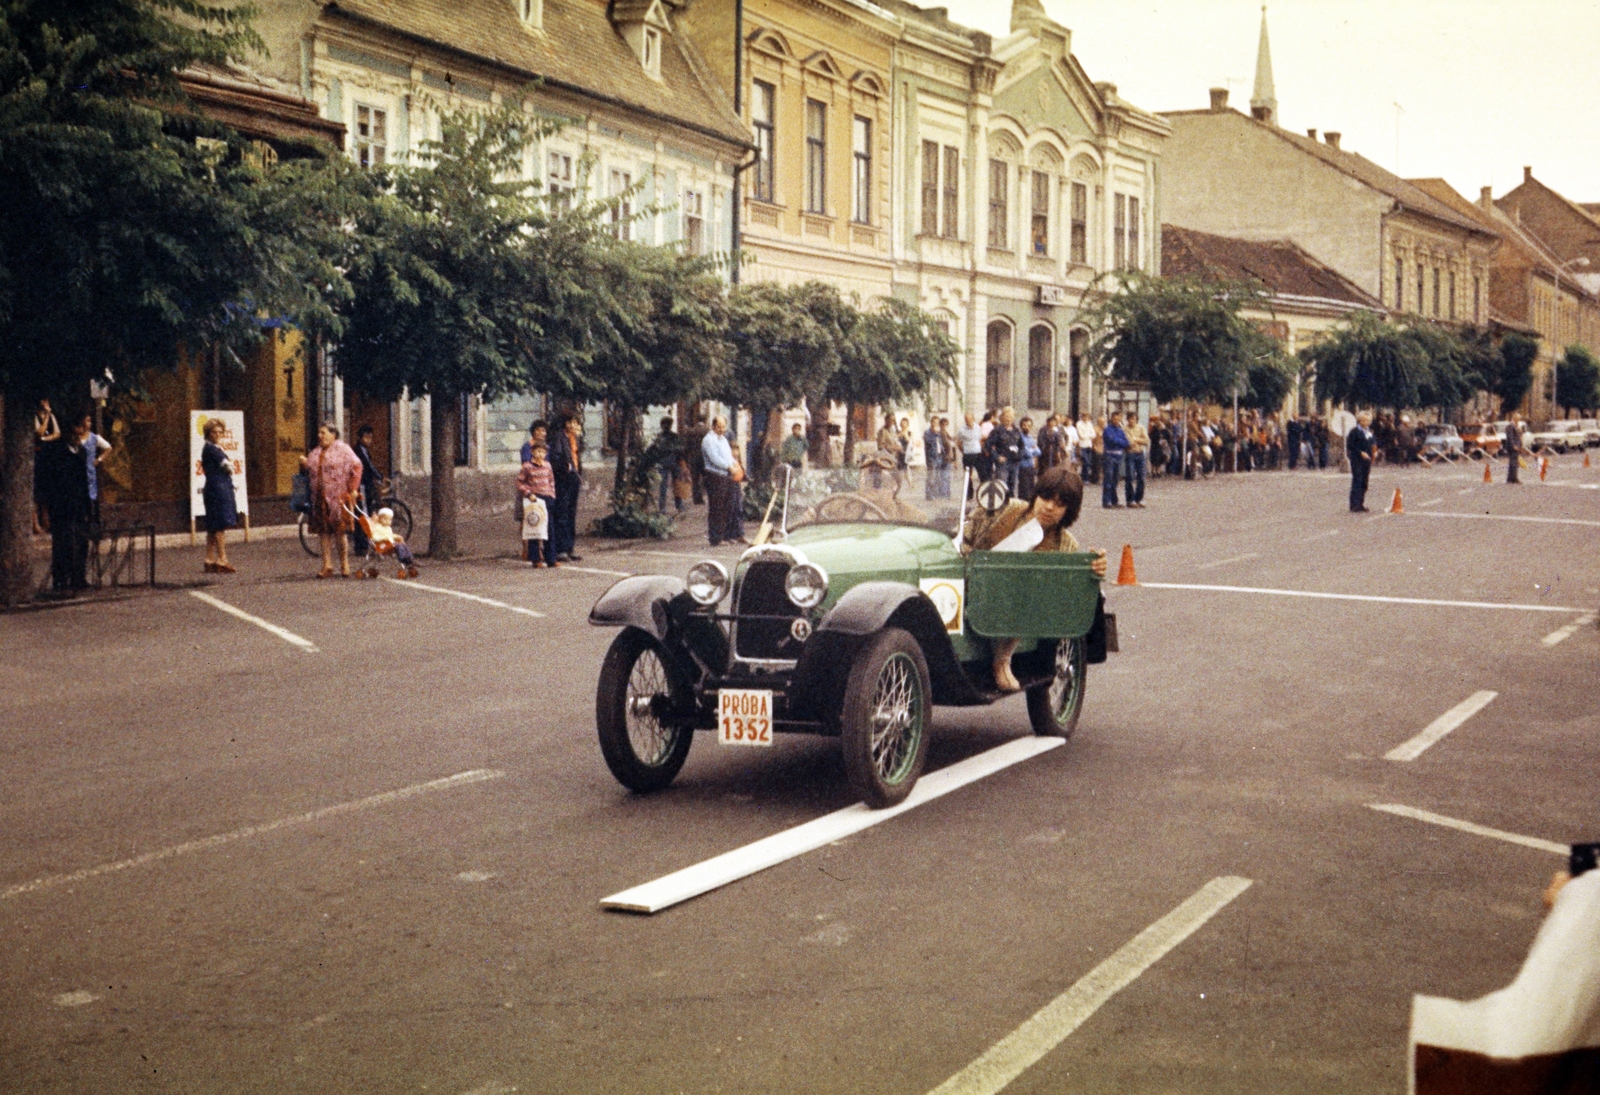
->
[726, 718, 768, 742]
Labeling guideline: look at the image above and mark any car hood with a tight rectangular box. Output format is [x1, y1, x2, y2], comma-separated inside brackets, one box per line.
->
[780, 522, 954, 586]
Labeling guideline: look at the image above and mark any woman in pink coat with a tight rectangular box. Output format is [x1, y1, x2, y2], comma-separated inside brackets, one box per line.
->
[303, 422, 363, 578]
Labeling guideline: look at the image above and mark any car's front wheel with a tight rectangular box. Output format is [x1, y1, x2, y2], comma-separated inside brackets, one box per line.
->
[596, 628, 693, 794]
[840, 629, 931, 808]
[1026, 637, 1087, 738]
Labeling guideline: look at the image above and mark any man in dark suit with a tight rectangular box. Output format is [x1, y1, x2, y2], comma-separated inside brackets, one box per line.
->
[40, 430, 92, 591]
[1346, 411, 1374, 512]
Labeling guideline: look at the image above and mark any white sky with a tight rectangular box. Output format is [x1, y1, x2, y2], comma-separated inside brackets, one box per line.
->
[937, 0, 1600, 205]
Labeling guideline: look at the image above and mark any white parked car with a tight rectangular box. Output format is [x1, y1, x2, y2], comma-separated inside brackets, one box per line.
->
[1575, 418, 1600, 447]
[1529, 420, 1586, 453]
[1419, 424, 1464, 458]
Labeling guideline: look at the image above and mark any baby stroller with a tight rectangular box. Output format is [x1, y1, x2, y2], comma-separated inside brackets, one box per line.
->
[347, 500, 419, 580]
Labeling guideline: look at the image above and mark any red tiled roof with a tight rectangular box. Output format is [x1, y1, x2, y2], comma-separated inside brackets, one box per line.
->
[1160, 224, 1382, 308]
[323, 0, 751, 148]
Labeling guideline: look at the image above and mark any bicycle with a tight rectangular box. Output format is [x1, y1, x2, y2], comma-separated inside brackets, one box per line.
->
[299, 477, 412, 557]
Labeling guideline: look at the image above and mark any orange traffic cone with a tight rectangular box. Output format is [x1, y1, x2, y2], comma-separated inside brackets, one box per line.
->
[1539, 457, 1549, 482]
[1483, 460, 1493, 483]
[1585, 450, 1592, 469]
[1115, 544, 1138, 586]
[1389, 488, 1404, 514]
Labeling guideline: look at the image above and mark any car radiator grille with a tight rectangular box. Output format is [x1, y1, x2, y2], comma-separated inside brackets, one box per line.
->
[734, 561, 802, 660]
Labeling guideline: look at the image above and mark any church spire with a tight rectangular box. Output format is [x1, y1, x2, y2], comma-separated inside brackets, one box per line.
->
[1251, 4, 1278, 125]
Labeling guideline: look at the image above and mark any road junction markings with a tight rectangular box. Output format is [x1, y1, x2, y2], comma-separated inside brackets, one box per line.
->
[600, 737, 1064, 914]
[188, 590, 319, 653]
[1365, 804, 1568, 857]
[1542, 612, 1598, 647]
[0, 770, 505, 901]
[925, 876, 1253, 1095]
[380, 577, 545, 617]
[1136, 583, 1585, 614]
[1409, 511, 1600, 528]
[1383, 691, 1498, 762]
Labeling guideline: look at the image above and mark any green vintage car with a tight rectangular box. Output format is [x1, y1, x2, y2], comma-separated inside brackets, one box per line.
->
[587, 485, 1115, 808]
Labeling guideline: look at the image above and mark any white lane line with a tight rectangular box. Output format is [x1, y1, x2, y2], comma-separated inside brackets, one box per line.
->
[1299, 529, 1341, 542]
[381, 577, 545, 617]
[188, 591, 319, 653]
[927, 876, 1253, 1095]
[1195, 552, 1260, 570]
[1542, 612, 1598, 647]
[602, 738, 1064, 914]
[1, 769, 504, 900]
[1411, 512, 1600, 528]
[1418, 497, 1444, 507]
[1138, 583, 1583, 613]
[1383, 690, 1498, 762]
[615, 549, 736, 560]
[1366, 804, 1567, 856]
[558, 565, 634, 578]
[1456, 487, 1476, 495]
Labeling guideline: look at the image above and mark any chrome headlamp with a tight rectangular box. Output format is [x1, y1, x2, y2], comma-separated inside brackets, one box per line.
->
[784, 562, 829, 609]
[685, 560, 730, 606]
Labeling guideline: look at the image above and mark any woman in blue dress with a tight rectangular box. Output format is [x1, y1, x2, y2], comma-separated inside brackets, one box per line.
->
[200, 418, 238, 573]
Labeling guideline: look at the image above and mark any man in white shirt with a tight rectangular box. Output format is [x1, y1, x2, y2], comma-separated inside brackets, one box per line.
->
[956, 412, 985, 489]
[701, 417, 746, 546]
[1075, 414, 1097, 482]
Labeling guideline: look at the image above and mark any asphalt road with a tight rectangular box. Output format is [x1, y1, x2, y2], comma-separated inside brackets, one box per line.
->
[2, 457, 1596, 1094]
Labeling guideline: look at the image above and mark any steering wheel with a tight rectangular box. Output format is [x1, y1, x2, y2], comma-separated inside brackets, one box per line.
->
[810, 493, 892, 523]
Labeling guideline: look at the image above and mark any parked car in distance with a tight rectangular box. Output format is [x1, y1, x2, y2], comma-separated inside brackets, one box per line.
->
[1419, 424, 1464, 458]
[1575, 418, 1600, 447]
[1460, 423, 1504, 456]
[1529, 420, 1586, 453]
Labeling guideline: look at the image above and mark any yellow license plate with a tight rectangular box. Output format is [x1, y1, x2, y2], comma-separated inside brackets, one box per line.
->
[718, 689, 773, 747]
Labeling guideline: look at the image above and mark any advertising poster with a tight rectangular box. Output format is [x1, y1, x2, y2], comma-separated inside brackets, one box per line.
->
[189, 410, 249, 518]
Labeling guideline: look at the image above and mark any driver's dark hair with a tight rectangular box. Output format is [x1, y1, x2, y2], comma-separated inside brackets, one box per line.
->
[1030, 466, 1083, 529]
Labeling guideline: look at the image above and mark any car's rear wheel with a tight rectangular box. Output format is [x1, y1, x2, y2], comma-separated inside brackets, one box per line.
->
[596, 628, 693, 794]
[840, 629, 930, 808]
[1027, 637, 1087, 738]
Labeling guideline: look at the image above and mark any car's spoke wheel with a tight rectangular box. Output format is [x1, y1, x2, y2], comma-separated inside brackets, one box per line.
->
[1026, 638, 1087, 738]
[596, 628, 693, 794]
[840, 629, 930, 808]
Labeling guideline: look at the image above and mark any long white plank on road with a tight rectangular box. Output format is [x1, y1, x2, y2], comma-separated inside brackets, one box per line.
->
[1366, 803, 1568, 856]
[188, 590, 319, 652]
[1, 769, 505, 900]
[1137, 583, 1584, 613]
[1384, 690, 1498, 762]
[1410, 511, 1600, 528]
[926, 876, 1253, 1095]
[601, 737, 1064, 914]
[381, 577, 545, 618]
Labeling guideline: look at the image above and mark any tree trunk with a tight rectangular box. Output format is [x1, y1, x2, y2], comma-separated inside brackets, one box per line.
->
[843, 402, 858, 466]
[428, 394, 459, 559]
[612, 404, 633, 497]
[0, 394, 36, 606]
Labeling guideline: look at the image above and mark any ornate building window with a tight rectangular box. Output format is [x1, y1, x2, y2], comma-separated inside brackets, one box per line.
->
[1432, 268, 1441, 317]
[1027, 325, 1054, 410]
[751, 81, 775, 203]
[942, 147, 959, 238]
[547, 150, 573, 208]
[1070, 182, 1087, 264]
[921, 141, 939, 236]
[1030, 171, 1050, 256]
[1128, 196, 1141, 270]
[1396, 257, 1405, 310]
[986, 321, 1012, 410]
[1474, 276, 1481, 323]
[1113, 194, 1127, 270]
[1448, 271, 1456, 320]
[683, 189, 704, 255]
[355, 104, 386, 168]
[610, 169, 632, 241]
[805, 99, 826, 214]
[1417, 263, 1426, 315]
[988, 160, 1008, 249]
[851, 116, 871, 224]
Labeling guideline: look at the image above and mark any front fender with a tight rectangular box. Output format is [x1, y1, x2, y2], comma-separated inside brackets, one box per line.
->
[588, 575, 686, 641]
[793, 582, 984, 716]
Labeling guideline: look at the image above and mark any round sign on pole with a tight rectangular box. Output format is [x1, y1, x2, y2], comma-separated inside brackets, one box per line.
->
[976, 478, 1010, 514]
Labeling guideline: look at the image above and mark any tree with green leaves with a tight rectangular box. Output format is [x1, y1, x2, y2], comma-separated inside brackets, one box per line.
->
[1083, 272, 1268, 406]
[722, 282, 843, 476]
[829, 296, 960, 464]
[1555, 345, 1600, 415]
[0, 0, 358, 604]
[1487, 333, 1539, 416]
[1305, 312, 1431, 412]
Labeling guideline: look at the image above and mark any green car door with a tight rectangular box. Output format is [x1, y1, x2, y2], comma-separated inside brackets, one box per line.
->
[964, 551, 1101, 640]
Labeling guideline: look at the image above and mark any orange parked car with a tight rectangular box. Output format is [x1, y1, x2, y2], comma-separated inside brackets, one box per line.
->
[1459, 423, 1504, 456]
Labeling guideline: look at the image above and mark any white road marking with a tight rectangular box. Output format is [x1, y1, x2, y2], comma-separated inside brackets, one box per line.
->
[1542, 612, 1599, 647]
[53, 991, 99, 1007]
[1, 769, 504, 901]
[1299, 530, 1341, 542]
[1418, 497, 1444, 507]
[1195, 552, 1260, 570]
[456, 870, 498, 883]
[1456, 487, 1476, 495]
[1137, 583, 1583, 613]
[615, 549, 735, 561]
[1411, 511, 1600, 528]
[1383, 690, 1498, 762]
[1366, 803, 1568, 856]
[927, 876, 1253, 1095]
[556, 565, 634, 578]
[188, 591, 318, 653]
[601, 738, 1065, 914]
[381, 578, 545, 618]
